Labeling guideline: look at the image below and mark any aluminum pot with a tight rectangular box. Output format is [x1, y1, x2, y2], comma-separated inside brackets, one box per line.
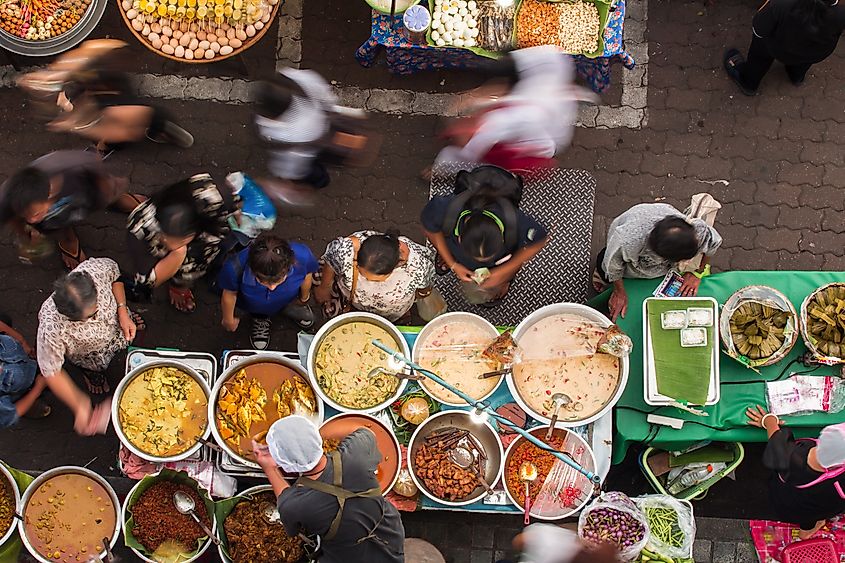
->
[408, 410, 504, 507]
[412, 311, 503, 407]
[0, 0, 107, 56]
[508, 303, 629, 427]
[209, 353, 325, 468]
[18, 466, 121, 563]
[122, 472, 217, 563]
[502, 425, 597, 521]
[112, 359, 212, 463]
[0, 463, 20, 547]
[217, 484, 273, 563]
[307, 312, 410, 414]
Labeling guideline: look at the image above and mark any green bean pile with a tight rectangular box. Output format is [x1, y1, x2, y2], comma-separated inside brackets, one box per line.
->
[644, 506, 684, 548]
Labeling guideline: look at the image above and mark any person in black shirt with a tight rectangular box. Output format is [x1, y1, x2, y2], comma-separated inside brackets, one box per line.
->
[747, 405, 845, 539]
[724, 0, 845, 95]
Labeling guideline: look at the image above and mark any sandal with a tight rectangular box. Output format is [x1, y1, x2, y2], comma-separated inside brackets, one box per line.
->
[129, 310, 146, 331]
[592, 269, 609, 293]
[169, 284, 196, 313]
[723, 49, 758, 97]
[58, 240, 86, 270]
[81, 369, 110, 395]
[435, 253, 450, 276]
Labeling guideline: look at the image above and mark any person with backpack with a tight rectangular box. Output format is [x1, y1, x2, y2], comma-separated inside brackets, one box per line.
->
[747, 405, 845, 539]
[723, 0, 845, 95]
[596, 203, 722, 322]
[218, 233, 318, 350]
[421, 165, 549, 306]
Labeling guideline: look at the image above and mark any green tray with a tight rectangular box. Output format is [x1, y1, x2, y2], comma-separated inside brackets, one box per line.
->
[639, 443, 745, 501]
[368, 0, 422, 15]
[513, 0, 610, 58]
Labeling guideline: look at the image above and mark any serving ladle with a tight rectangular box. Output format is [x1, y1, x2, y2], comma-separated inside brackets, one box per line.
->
[173, 491, 221, 546]
[519, 461, 538, 526]
[545, 393, 572, 441]
[367, 366, 424, 381]
[449, 446, 494, 495]
[261, 501, 282, 525]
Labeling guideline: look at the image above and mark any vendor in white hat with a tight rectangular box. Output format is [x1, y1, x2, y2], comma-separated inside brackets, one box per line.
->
[253, 415, 405, 562]
[747, 406, 845, 539]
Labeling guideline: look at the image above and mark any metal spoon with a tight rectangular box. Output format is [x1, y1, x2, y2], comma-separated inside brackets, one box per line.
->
[173, 491, 220, 546]
[519, 461, 538, 526]
[261, 501, 282, 525]
[367, 366, 424, 381]
[195, 436, 225, 453]
[545, 393, 572, 440]
[449, 446, 494, 495]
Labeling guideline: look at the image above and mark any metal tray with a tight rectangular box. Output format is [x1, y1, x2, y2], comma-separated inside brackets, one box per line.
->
[643, 297, 720, 406]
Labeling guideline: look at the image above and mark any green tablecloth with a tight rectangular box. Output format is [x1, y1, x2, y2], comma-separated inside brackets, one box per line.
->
[592, 271, 845, 464]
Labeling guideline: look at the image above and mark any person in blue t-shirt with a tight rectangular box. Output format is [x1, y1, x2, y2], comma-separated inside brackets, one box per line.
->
[0, 314, 50, 427]
[218, 233, 319, 350]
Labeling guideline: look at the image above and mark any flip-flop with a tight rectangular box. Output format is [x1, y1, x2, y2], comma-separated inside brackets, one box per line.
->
[723, 49, 758, 96]
[129, 310, 146, 331]
[169, 284, 196, 313]
[58, 241, 86, 270]
[435, 253, 450, 276]
[81, 369, 110, 395]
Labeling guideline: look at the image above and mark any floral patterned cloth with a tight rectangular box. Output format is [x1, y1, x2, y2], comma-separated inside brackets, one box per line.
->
[355, 1, 633, 93]
[319, 230, 435, 321]
[36, 257, 129, 376]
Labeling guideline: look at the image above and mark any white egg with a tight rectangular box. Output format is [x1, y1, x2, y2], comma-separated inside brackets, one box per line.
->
[436, 24, 445, 34]
[465, 37, 476, 47]
[458, 7, 467, 16]
[444, 20, 453, 31]
[467, 0, 476, 9]
[453, 20, 464, 32]
[463, 27, 473, 39]
[431, 30, 440, 40]
[436, 38, 446, 46]
[466, 17, 476, 28]
[454, 38, 464, 47]
[470, 27, 478, 37]
[458, 0, 466, 6]
[447, 6, 457, 14]
[443, 32, 453, 42]
[432, 10, 441, 19]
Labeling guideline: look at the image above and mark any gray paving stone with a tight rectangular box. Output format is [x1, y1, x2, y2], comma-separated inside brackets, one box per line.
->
[713, 541, 737, 563]
[693, 539, 713, 563]
[470, 550, 493, 563]
[736, 541, 758, 563]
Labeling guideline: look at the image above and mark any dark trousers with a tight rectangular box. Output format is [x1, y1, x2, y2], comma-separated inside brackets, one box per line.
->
[739, 35, 813, 91]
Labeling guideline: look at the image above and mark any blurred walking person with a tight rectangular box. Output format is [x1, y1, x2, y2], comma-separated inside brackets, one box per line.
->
[724, 0, 845, 95]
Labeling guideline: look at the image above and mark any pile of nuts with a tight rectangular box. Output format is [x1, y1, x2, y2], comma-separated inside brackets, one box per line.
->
[516, 0, 600, 54]
[120, 0, 277, 60]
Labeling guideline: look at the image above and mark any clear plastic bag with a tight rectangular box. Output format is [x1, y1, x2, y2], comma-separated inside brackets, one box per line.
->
[416, 288, 447, 322]
[634, 494, 695, 560]
[578, 492, 650, 561]
[720, 286, 797, 367]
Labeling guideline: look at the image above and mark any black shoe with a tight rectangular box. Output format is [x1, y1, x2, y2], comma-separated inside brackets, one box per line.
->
[723, 49, 759, 97]
[147, 120, 194, 148]
[251, 317, 272, 350]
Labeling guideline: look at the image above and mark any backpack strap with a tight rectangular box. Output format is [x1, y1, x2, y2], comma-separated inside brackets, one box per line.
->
[795, 463, 845, 491]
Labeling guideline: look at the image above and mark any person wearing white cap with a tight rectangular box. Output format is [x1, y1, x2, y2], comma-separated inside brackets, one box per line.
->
[748, 405, 845, 539]
[253, 415, 405, 562]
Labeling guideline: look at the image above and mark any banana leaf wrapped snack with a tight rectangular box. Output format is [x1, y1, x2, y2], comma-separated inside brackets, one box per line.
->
[721, 286, 798, 367]
[801, 283, 845, 361]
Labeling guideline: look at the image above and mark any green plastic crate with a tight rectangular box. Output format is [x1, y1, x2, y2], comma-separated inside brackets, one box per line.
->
[639, 442, 745, 501]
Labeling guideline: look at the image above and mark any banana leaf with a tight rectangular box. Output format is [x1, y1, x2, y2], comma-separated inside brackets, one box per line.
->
[0, 462, 34, 563]
[123, 469, 215, 561]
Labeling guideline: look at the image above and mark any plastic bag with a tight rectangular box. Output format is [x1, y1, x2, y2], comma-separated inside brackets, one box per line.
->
[720, 286, 797, 367]
[578, 492, 650, 562]
[634, 494, 695, 560]
[416, 287, 447, 322]
[226, 171, 277, 238]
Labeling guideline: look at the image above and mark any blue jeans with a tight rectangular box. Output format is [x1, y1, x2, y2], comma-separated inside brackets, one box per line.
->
[0, 339, 37, 427]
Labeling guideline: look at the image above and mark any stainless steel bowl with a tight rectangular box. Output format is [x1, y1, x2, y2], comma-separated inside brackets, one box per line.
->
[407, 410, 504, 507]
[0, 463, 20, 548]
[122, 472, 217, 563]
[412, 312, 503, 407]
[112, 359, 212, 463]
[509, 303, 629, 427]
[307, 312, 410, 414]
[218, 484, 274, 563]
[19, 466, 121, 563]
[502, 425, 597, 520]
[209, 353, 325, 468]
[0, 0, 107, 56]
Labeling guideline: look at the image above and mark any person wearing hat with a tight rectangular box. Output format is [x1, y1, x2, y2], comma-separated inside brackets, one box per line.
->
[748, 406, 845, 539]
[253, 415, 405, 562]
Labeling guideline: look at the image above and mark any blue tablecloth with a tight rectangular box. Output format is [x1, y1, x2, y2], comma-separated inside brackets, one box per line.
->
[355, 1, 634, 93]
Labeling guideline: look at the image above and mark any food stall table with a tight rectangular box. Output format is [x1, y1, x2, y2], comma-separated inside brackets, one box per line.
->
[355, 2, 635, 94]
[592, 271, 845, 465]
[297, 328, 613, 515]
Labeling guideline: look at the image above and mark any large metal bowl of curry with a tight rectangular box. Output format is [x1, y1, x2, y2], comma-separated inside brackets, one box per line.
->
[307, 312, 411, 415]
[209, 353, 325, 468]
[112, 359, 212, 463]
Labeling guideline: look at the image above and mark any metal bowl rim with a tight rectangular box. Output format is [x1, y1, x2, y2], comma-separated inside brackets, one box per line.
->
[121, 471, 217, 563]
[112, 359, 212, 463]
[0, 0, 106, 55]
[18, 465, 121, 563]
[307, 312, 410, 414]
[507, 303, 630, 426]
[501, 425, 597, 521]
[411, 311, 503, 407]
[319, 412, 402, 493]
[406, 409, 504, 507]
[217, 484, 275, 563]
[208, 353, 325, 468]
[0, 463, 21, 548]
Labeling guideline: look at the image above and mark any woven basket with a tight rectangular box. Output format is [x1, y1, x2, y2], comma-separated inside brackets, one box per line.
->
[799, 282, 845, 363]
[782, 538, 838, 563]
[117, 0, 281, 63]
[720, 285, 798, 368]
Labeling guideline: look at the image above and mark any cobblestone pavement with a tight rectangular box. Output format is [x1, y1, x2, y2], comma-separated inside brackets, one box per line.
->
[1, 0, 844, 559]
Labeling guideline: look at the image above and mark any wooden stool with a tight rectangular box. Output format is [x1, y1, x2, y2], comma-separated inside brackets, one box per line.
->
[404, 538, 446, 563]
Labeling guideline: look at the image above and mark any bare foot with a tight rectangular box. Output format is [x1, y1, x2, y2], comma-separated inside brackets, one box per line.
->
[798, 520, 826, 540]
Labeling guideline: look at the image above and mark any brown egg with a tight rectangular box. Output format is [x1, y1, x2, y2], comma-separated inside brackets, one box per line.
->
[193, 47, 205, 58]
[254, 20, 264, 30]
[131, 18, 143, 31]
[235, 28, 246, 41]
[173, 29, 182, 39]
[161, 25, 172, 36]
[228, 37, 242, 49]
[184, 49, 194, 59]
[188, 38, 198, 50]
[217, 36, 228, 46]
[151, 22, 162, 33]
[204, 49, 214, 59]
[169, 37, 178, 47]
[152, 38, 163, 49]
[196, 30, 206, 40]
[226, 27, 235, 39]
[198, 39, 209, 49]
[142, 23, 151, 36]
[179, 33, 191, 46]
[161, 43, 175, 54]
[245, 24, 255, 37]
[148, 31, 159, 42]
[210, 41, 220, 52]
[206, 32, 216, 42]
[219, 45, 233, 55]
[174, 45, 185, 57]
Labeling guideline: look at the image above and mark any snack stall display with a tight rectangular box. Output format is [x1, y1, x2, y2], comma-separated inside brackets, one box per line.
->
[116, 0, 281, 61]
[356, 0, 634, 93]
[0, 0, 106, 55]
